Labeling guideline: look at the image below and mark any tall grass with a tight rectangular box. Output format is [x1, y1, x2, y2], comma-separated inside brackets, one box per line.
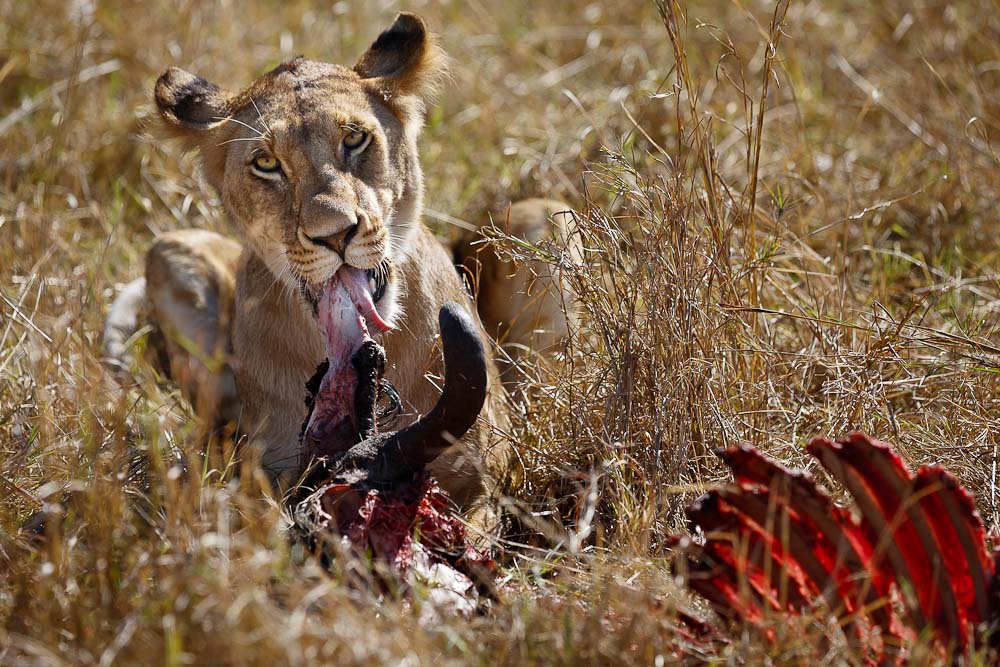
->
[3, 0, 1000, 664]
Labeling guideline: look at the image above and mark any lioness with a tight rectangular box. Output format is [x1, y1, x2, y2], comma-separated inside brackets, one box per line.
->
[104, 13, 572, 523]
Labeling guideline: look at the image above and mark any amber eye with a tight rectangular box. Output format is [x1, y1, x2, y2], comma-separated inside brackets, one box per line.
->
[251, 154, 282, 176]
[343, 130, 369, 152]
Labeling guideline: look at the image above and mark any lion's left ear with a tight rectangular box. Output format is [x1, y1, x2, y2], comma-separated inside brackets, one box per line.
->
[354, 13, 447, 104]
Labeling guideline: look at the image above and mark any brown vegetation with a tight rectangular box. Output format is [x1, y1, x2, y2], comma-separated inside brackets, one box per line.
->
[3, 0, 1000, 664]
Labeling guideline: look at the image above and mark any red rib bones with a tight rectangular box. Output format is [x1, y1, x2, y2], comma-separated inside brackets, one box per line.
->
[676, 432, 997, 662]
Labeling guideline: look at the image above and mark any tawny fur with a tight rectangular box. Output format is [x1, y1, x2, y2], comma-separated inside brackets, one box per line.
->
[457, 198, 578, 394]
[105, 14, 573, 526]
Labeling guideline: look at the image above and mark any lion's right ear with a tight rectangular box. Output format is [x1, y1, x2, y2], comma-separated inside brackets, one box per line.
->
[154, 67, 230, 140]
[354, 13, 447, 111]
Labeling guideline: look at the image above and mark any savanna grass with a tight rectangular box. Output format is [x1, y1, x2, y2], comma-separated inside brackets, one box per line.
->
[3, 0, 1000, 664]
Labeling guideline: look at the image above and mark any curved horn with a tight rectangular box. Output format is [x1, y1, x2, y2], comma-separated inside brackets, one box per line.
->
[385, 301, 488, 470]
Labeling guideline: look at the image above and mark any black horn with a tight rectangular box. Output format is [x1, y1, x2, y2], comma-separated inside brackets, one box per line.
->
[384, 301, 488, 470]
[295, 301, 488, 493]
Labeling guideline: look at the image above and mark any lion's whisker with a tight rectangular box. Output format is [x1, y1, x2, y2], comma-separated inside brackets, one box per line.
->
[216, 136, 266, 147]
[215, 115, 268, 139]
[249, 96, 273, 140]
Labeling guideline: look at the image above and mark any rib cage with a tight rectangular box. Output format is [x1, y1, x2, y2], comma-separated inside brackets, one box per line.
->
[675, 432, 997, 663]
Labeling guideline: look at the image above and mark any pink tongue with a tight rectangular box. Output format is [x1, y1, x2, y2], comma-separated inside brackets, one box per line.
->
[302, 266, 392, 462]
[339, 266, 392, 335]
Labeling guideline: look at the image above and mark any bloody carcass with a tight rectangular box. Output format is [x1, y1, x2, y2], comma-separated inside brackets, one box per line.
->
[291, 271, 494, 594]
[674, 432, 999, 663]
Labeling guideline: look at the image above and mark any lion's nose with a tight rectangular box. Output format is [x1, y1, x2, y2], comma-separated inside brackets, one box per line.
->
[307, 223, 359, 256]
[302, 190, 360, 255]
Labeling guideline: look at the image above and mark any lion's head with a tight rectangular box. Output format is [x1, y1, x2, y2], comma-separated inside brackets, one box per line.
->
[153, 13, 446, 323]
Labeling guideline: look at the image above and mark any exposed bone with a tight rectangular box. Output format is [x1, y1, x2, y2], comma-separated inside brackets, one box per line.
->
[675, 434, 999, 662]
[717, 445, 893, 639]
[912, 466, 993, 627]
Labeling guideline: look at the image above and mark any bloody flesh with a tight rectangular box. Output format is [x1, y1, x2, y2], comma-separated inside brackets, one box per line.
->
[302, 265, 391, 461]
[295, 283, 495, 598]
[675, 433, 999, 663]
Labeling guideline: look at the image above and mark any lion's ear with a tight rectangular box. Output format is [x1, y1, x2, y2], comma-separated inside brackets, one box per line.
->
[155, 67, 230, 137]
[154, 68, 232, 186]
[353, 13, 447, 103]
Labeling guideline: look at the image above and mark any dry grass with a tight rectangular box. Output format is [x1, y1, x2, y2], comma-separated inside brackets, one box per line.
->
[3, 0, 1000, 664]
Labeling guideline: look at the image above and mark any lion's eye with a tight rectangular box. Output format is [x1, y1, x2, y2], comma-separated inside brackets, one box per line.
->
[343, 130, 369, 152]
[251, 154, 282, 176]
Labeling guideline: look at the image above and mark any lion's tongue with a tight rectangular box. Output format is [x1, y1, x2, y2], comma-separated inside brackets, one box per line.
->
[302, 266, 391, 461]
[339, 266, 392, 335]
